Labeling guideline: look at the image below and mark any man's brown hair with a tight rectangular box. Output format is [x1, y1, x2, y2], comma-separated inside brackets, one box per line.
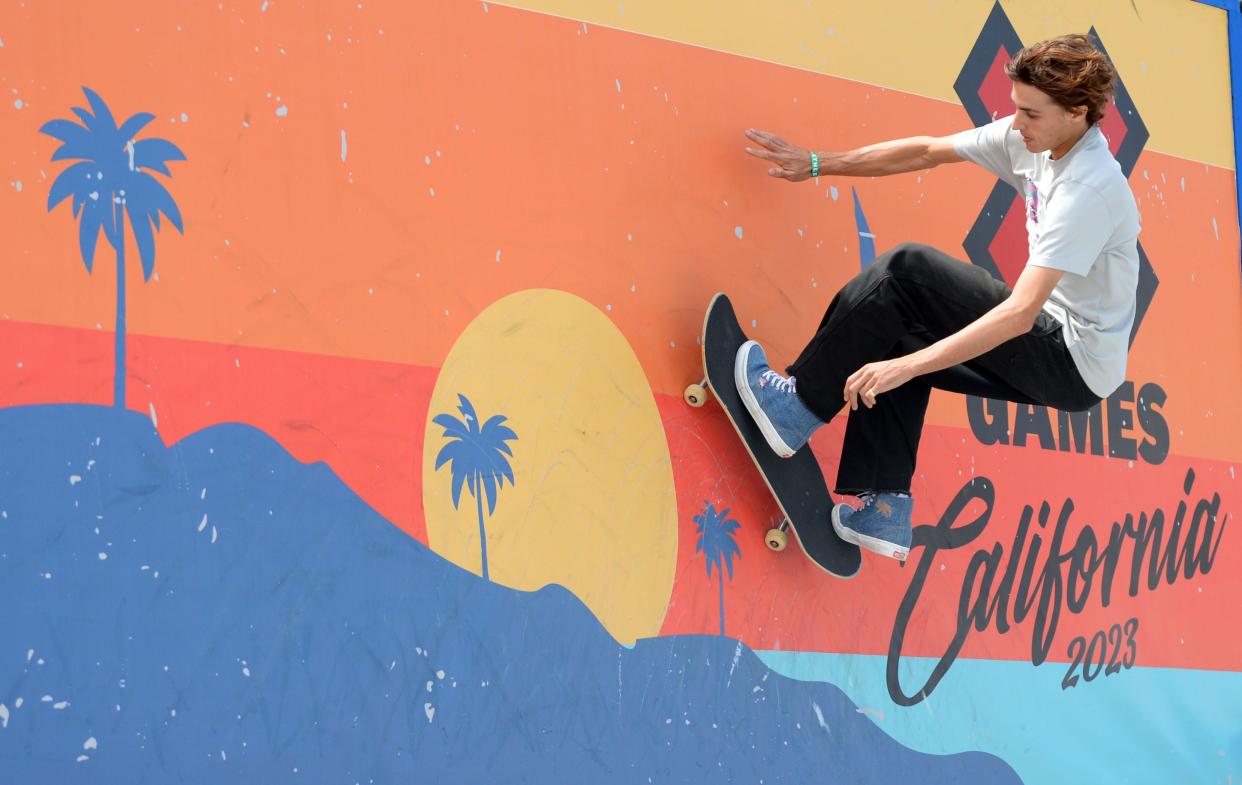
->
[1005, 35, 1117, 126]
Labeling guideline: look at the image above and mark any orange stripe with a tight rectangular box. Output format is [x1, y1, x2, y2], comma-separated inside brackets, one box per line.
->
[3, 1, 1238, 460]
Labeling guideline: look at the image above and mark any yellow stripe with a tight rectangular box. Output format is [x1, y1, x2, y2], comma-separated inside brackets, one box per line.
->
[495, 0, 1234, 169]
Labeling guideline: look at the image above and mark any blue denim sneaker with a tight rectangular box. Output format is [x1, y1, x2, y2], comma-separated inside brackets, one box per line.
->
[831, 493, 913, 562]
[734, 340, 823, 458]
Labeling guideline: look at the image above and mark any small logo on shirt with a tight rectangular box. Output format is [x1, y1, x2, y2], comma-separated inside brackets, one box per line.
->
[1024, 178, 1040, 224]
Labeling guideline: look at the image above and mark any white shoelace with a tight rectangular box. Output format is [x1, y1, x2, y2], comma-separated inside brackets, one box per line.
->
[759, 370, 797, 394]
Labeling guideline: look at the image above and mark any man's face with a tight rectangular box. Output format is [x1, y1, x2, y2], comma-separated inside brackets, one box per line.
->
[1009, 80, 1088, 158]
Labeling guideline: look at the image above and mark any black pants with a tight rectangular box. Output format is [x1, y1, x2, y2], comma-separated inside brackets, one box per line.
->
[787, 243, 1101, 495]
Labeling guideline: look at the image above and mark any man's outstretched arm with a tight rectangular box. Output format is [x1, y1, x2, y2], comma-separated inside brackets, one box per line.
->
[744, 129, 965, 180]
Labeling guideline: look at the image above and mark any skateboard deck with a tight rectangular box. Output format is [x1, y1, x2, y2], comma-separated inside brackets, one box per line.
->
[694, 292, 861, 578]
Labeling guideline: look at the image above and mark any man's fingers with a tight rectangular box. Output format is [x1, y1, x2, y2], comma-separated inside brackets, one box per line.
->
[844, 379, 861, 410]
[844, 370, 864, 397]
[762, 131, 786, 147]
[845, 369, 873, 410]
[745, 146, 774, 160]
[745, 130, 775, 150]
[746, 129, 789, 151]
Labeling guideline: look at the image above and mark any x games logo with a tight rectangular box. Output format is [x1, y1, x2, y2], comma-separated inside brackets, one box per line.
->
[954, 3, 1170, 466]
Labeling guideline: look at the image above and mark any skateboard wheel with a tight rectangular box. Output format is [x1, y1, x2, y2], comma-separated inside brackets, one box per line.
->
[765, 527, 788, 552]
[684, 383, 708, 408]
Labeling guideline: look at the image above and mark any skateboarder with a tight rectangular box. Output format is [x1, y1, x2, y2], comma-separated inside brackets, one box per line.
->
[735, 34, 1138, 562]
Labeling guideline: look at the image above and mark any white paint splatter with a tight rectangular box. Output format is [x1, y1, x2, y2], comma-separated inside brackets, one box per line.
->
[98, 552, 107, 561]
[615, 78, 622, 93]
[69, 475, 82, 486]
[211, 526, 218, 544]
[340, 130, 347, 162]
[424, 703, 435, 722]
[734, 226, 743, 240]
[261, 0, 269, 10]
[76, 755, 89, 763]
[84, 737, 97, 750]
[429, 187, 436, 197]
[0, 704, 8, 728]
[180, 112, 189, 123]
[198, 514, 208, 532]
[1212, 217, 1219, 241]
[275, 105, 288, 117]
[54, 701, 69, 710]
[495, 249, 501, 263]
[148, 403, 158, 428]
[424, 155, 431, 165]
[11, 181, 21, 192]
[727, 641, 743, 687]
[812, 701, 831, 733]
[14, 99, 23, 110]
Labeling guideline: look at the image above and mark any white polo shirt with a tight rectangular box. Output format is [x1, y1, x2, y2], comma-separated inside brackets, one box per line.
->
[953, 115, 1141, 398]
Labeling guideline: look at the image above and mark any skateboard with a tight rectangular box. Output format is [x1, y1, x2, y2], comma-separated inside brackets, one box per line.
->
[685, 293, 861, 578]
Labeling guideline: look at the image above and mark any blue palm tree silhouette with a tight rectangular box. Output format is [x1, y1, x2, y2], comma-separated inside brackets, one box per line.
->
[694, 501, 742, 637]
[40, 87, 185, 409]
[433, 394, 517, 582]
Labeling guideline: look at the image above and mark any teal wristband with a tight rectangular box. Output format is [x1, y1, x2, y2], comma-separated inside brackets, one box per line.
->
[810, 151, 819, 178]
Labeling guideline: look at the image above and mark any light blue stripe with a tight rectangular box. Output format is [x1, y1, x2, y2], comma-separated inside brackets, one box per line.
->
[755, 650, 1242, 785]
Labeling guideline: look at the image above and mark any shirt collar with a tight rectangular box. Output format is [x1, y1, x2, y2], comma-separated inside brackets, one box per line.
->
[1049, 124, 1104, 170]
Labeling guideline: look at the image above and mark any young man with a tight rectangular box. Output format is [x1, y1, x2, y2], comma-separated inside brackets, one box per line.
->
[737, 34, 1139, 562]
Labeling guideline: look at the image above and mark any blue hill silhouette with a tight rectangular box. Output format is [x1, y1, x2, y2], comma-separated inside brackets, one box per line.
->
[0, 404, 1021, 783]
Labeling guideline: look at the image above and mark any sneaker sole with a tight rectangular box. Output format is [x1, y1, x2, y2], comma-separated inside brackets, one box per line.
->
[831, 504, 910, 562]
[733, 341, 797, 459]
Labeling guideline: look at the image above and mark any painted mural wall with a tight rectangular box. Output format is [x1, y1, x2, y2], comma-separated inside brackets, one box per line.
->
[0, 0, 1239, 782]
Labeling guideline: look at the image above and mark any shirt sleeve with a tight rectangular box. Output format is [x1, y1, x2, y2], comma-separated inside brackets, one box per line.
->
[1027, 181, 1114, 277]
[952, 115, 1022, 188]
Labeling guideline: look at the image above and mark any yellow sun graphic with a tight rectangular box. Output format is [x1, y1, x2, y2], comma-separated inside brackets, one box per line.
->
[423, 289, 678, 645]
